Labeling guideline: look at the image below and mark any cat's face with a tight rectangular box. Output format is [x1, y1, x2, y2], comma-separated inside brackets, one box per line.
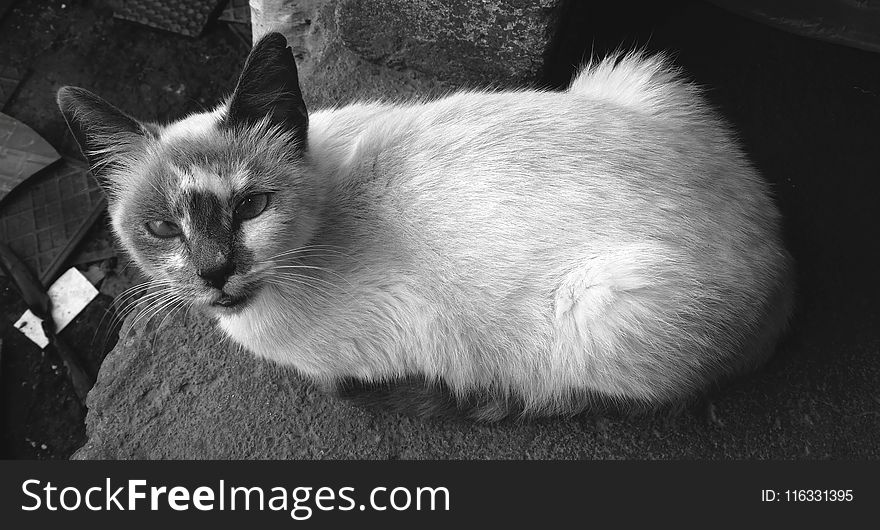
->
[57, 33, 315, 313]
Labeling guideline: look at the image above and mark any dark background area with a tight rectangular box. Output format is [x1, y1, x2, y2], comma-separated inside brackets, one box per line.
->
[0, 0, 877, 458]
[0, 0, 249, 458]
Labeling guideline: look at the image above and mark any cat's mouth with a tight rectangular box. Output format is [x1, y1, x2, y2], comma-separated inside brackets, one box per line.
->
[209, 280, 264, 311]
[211, 292, 250, 309]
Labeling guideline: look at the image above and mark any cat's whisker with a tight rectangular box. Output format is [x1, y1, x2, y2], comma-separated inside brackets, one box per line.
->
[107, 283, 149, 304]
[110, 287, 179, 325]
[157, 297, 188, 332]
[90, 278, 180, 353]
[268, 265, 354, 292]
[110, 277, 176, 300]
[150, 297, 190, 352]
[102, 280, 169, 322]
[266, 245, 378, 275]
[139, 295, 185, 335]
[90, 292, 141, 350]
[264, 244, 358, 261]
[265, 253, 349, 264]
[264, 246, 352, 262]
[266, 276, 348, 308]
[106, 281, 179, 325]
[268, 268, 344, 291]
[267, 261, 358, 293]
[264, 276, 342, 307]
[128, 290, 179, 332]
[111, 281, 175, 308]
[125, 290, 171, 325]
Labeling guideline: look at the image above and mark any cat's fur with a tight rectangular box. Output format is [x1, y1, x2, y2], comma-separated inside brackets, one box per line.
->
[57, 33, 794, 421]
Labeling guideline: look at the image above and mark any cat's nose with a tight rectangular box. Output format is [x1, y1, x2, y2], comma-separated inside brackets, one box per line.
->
[198, 262, 235, 289]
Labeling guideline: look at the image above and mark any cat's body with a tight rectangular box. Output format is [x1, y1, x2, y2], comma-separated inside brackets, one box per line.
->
[58, 34, 794, 420]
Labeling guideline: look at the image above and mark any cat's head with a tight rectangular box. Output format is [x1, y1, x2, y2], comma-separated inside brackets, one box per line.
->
[57, 33, 319, 313]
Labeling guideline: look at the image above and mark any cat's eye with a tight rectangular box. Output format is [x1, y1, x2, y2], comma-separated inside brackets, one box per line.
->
[145, 220, 182, 238]
[234, 193, 271, 221]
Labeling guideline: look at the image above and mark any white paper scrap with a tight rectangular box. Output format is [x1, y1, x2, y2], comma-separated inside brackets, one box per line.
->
[14, 267, 99, 349]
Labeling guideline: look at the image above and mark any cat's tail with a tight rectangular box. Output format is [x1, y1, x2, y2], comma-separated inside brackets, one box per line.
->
[568, 51, 705, 119]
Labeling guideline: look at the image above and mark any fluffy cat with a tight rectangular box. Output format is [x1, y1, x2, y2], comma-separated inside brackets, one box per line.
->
[57, 33, 794, 421]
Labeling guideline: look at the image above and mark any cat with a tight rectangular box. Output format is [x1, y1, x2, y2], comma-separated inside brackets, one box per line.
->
[57, 33, 794, 421]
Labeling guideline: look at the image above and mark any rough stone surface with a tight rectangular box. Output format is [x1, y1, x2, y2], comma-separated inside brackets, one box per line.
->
[75, 307, 878, 460]
[251, 0, 562, 109]
[335, 0, 560, 87]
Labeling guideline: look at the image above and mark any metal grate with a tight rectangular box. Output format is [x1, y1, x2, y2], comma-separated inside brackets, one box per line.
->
[0, 159, 106, 286]
[112, 0, 225, 38]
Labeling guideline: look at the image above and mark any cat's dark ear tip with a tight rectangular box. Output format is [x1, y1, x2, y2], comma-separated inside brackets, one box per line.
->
[56, 86, 92, 111]
[253, 31, 289, 51]
[56, 86, 82, 119]
[56, 85, 77, 105]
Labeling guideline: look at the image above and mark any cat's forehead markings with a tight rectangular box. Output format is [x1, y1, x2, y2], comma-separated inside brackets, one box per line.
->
[229, 165, 251, 190]
[178, 208, 194, 238]
[171, 164, 230, 198]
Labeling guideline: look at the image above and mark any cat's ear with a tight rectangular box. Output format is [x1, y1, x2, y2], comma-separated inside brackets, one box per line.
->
[224, 32, 308, 150]
[56, 86, 154, 182]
